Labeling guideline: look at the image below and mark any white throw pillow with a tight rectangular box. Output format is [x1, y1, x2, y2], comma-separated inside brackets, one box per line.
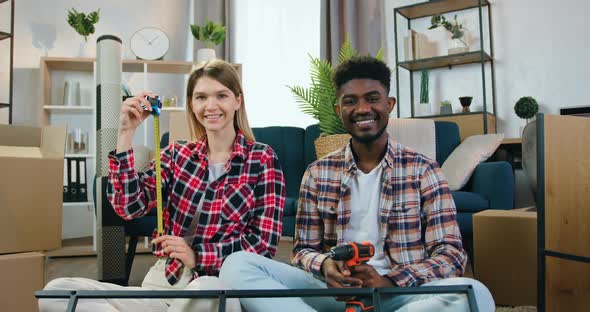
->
[441, 134, 504, 191]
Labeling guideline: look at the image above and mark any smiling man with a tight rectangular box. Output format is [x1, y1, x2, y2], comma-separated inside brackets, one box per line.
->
[220, 57, 495, 312]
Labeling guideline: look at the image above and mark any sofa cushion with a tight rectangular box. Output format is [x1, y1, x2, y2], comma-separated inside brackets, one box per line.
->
[304, 124, 321, 168]
[252, 127, 306, 199]
[442, 134, 504, 190]
[435, 121, 461, 164]
[452, 191, 489, 213]
[284, 197, 298, 217]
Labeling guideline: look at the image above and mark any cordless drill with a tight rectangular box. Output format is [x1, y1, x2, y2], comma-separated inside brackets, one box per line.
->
[329, 241, 375, 312]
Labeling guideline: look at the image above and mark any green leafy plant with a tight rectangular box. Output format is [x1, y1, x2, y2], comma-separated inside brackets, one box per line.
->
[190, 19, 226, 48]
[286, 35, 384, 135]
[440, 100, 452, 106]
[67, 8, 100, 42]
[419, 70, 429, 104]
[514, 96, 539, 120]
[429, 14, 466, 46]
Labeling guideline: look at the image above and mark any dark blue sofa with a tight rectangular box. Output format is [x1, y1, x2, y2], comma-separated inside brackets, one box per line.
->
[255, 122, 514, 240]
[97, 121, 513, 284]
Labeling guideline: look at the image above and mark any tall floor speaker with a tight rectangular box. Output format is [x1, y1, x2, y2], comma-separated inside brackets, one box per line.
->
[95, 35, 127, 284]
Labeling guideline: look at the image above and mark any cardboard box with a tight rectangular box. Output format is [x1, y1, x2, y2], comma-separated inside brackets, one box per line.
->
[473, 208, 537, 306]
[0, 252, 44, 312]
[0, 125, 66, 254]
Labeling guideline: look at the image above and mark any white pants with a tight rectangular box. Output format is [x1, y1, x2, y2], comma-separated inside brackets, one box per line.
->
[39, 259, 241, 312]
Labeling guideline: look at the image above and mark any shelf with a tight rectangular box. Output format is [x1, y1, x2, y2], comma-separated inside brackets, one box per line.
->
[396, 0, 490, 20]
[65, 153, 94, 158]
[41, 57, 195, 74]
[162, 107, 185, 112]
[123, 59, 194, 74]
[414, 111, 494, 119]
[399, 51, 492, 71]
[63, 202, 93, 207]
[0, 31, 10, 41]
[43, 57, 94, 71]
[44, 105, 94, 111]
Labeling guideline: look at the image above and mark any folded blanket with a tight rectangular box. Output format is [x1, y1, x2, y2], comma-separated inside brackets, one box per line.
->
[386, 117, 436, 161]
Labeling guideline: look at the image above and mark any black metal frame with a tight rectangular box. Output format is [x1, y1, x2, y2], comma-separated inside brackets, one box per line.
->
[393, 0, 496, 134]
[36, 285, 479, 312]
[0, 0, 14, 123]
[536, 113, 546, 312]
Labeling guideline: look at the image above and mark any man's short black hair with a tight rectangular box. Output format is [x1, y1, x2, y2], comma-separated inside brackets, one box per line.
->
[332, 56, 391, 94]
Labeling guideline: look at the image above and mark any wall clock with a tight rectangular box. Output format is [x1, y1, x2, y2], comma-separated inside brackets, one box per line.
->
[130, 27, 170, 60]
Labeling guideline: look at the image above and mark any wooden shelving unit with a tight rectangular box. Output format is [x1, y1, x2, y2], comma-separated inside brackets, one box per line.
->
[394, 0, 497, 135]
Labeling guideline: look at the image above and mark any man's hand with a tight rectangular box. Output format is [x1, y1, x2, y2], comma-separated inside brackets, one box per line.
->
[322, 258, 363, 288]
[322, 258, 363, 301]
[349, 264, 394, 288]
[152, 235, 196, 269]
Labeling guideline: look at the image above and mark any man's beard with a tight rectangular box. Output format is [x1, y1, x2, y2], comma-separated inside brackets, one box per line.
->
[349, 124, 387, 144]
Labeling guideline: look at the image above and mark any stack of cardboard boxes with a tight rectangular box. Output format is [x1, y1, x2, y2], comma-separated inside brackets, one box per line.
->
[474, 207, 538, 307]
[0, 125, 66, 311]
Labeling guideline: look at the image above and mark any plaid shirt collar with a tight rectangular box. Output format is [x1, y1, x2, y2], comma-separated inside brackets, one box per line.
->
[192, 130, 248, 163]
[343, 134, 397, 173]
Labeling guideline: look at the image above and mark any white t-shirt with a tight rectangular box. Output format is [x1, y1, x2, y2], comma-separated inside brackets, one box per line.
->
[343, 163, 391, 275]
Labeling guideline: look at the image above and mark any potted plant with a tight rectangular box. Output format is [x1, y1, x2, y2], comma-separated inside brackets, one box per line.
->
[190, 19, 226, 62]
[286, 35, 384, 157]
[514, 96, 539, 123]
[67, 8, 100, 42]
[440, 100, 453, 115]
[67, 8, 100, 57]
[429, 14, 468, 54]
[418, 69, 431, 116]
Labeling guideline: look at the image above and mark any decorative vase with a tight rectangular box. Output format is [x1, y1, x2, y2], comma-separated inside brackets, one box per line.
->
[459, 96, 473, 113]
[448, 38, 469, 55]
[196, 48, 216, 63]
[440, 105, 453, 115]
[417, 102, 432, 116]
[77, 41, 89, 57]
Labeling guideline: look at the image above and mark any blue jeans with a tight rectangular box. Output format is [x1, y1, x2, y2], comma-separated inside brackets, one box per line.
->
[219, 251, 495, 312]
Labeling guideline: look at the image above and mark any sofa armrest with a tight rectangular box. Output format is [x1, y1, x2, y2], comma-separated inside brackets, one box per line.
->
[467, 161, 514, 210]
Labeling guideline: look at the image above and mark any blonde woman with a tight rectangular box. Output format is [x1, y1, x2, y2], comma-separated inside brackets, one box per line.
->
[40, 60, 285, 312]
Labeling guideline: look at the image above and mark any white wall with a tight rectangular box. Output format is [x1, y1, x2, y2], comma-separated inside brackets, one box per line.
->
[385, 0, 590, 138]
[10, 0, 191, 126]
[231, 0, 320, 128]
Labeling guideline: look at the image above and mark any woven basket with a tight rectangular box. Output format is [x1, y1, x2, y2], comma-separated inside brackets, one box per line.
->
[314, 133, 351, 159]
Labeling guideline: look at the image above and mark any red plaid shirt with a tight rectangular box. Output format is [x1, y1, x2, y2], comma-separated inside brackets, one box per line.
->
[108, 131, 285, 285]
[291, 137, 467, 287]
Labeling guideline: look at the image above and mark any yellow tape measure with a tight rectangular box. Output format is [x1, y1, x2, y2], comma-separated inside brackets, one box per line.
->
[148, 96, 164, 236]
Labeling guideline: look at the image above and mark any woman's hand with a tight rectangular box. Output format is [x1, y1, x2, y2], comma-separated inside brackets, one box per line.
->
[118, 91, 155, 133]
[152, 235, 197, 270]
[116, 91, 156, 153]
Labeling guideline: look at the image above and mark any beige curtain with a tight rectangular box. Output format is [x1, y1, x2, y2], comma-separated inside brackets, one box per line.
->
[192, 0, 232, 61]
[321, 0, 386, 64]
